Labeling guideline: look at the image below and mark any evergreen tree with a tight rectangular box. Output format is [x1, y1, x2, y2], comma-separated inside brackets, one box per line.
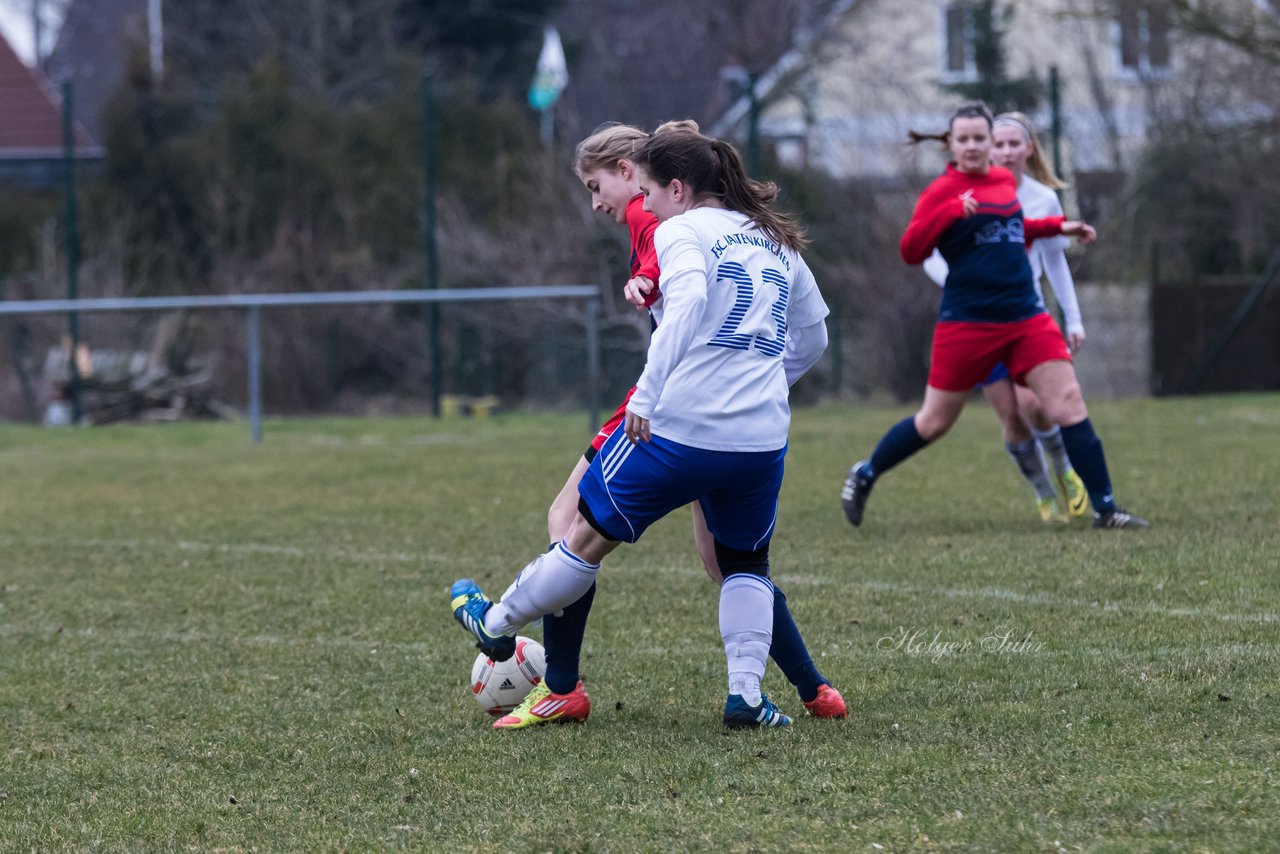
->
[941, 0, 1043, 114]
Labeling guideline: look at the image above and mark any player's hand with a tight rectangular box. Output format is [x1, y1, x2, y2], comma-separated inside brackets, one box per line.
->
[1062, 221, 1097, 244]
[959, 189, 977, 217]
[1067, 331, 1085, 353]
[623, 409, 651, 444]
[624, 276, 655, 309]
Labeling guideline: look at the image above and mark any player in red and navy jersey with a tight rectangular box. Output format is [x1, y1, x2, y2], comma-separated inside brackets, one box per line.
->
[840, 102, 1149, 530]
[492, 122, 844, 730]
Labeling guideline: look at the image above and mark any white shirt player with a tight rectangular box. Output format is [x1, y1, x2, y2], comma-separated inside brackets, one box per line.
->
[626, 207, 829, 453]
[923, 174, 1084, 338]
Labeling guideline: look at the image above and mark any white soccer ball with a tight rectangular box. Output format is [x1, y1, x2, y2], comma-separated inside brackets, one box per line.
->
[470, 636, 546, 715]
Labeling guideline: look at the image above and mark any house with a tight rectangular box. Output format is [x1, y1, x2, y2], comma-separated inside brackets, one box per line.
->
[713, 0, 1263, 187]
[0, 31, 100, 187]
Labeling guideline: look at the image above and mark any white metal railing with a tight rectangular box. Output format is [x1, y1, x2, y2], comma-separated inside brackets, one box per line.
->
[0, 286, 603, 441]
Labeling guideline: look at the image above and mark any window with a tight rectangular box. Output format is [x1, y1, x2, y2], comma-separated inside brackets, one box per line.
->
[942, 3, 977, 80]
[1118, 2, 1171, 74]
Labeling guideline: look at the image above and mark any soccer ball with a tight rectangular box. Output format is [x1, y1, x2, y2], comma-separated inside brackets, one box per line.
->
[470, 636, 546, 715]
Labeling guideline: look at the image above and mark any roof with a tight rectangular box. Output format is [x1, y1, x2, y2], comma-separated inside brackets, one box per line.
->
[46, 0, 148, 140]
[0, 30, 99, 159]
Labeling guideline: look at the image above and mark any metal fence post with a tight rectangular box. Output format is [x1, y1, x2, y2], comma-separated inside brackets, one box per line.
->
[421, 71, 442, 417]
[247, 305, 263, 443]
[1049, 66, 1063, 184]
[61, 78, 83, 423]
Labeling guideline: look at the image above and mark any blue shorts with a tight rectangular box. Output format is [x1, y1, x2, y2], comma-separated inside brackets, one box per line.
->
[578, 429, 786, 550]
[980, 362, 1009, 387]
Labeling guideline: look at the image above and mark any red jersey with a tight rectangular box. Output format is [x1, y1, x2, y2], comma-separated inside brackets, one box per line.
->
[625, 194, 661, 307]
[901, 164, 1064, 323]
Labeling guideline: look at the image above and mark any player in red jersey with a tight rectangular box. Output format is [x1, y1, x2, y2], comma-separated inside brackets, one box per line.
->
[840, 103, 1148, 531]
[494, 123, 845, 730]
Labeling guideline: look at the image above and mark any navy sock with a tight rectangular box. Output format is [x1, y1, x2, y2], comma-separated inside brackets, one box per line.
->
[542, 581, 596, 694]
[865, 416, 930, 480]
[768, 586, 827, 703]
[1059, 418, 1115, 512]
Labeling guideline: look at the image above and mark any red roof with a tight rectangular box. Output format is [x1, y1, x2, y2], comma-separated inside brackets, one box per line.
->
[0, 31, 97, 158]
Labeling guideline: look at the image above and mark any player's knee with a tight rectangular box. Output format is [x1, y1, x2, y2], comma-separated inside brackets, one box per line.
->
[713, 540, 770, 578]
[1046, 382, 1087, 423]
[916, 412, 954, 441]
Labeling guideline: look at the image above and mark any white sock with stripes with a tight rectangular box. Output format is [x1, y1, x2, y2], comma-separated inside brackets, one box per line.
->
[720, 573, 774, 707]
[486, 541, 599, 636]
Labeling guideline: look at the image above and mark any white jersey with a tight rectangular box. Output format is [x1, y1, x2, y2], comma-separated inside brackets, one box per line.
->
[922, 175, 1084, 336]
[1019, 176, 1083, 336]
[627, 207, 829, 452]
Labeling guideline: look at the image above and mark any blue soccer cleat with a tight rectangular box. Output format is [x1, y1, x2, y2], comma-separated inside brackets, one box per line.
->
[450, 578, 516, 662]
[723, 693, 793, 729]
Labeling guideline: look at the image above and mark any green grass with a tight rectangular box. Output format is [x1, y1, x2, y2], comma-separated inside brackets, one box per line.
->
[1, 395, 1277, 851]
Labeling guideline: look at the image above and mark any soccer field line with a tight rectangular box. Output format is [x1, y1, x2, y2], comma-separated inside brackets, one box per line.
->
[12, 534, 1278, 625]
[1, 534, 432, 564]
[855, 579, 1280, 625]
[0, 621, 434, 653]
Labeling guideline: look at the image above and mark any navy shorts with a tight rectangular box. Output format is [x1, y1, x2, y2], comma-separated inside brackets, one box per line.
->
[578, 429, 786, 550]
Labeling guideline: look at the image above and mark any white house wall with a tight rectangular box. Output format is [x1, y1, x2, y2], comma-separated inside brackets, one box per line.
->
[759, 0, 1264, 180]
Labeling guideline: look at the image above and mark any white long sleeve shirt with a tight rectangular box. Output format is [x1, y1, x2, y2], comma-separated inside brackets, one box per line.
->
[627, 207, 829, 452]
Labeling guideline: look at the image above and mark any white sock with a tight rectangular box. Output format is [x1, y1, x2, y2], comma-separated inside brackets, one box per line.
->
[1031, 425, 1072, 477]
[486, 541, 599, 636]
[501, 544, 563, 619]
[719, 573, 774, 707]
[1006, 439, 1056, 501]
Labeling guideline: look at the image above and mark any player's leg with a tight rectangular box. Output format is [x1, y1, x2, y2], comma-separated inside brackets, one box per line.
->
[1016, 384, 1088, 518]
[1012, 318, 1148, 528]
[548, 455, 592, 543]
[484, 506, 617, 730]
[492, 555, 597, 729]
[770, 585, 847, 717]
[451, 519, 611, 658]
[983, 377, 1062, 522]
[842, 384, 969, 526]
[692, 502, 845, 716]
[541, 451, 600, 694]
[843, 321, 998, 526]
[702, 447, 795, 728]
[690, 501, 722, 584]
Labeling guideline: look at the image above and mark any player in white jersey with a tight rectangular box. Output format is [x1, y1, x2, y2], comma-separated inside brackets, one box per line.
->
[450, 125, 830, 729]
[920, 111, 1090, 524]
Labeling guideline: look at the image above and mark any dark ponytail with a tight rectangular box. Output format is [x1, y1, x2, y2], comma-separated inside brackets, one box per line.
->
[908, 101, 994, 146]
[635, 126, 809, 250]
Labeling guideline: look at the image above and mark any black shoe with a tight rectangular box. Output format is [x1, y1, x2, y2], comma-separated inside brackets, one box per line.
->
[841, 461, 874, 527]
[1092, 507, 1151, 529]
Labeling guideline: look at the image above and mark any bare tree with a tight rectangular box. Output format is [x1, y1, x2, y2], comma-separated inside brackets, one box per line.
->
[1166, 0, 1280, 65]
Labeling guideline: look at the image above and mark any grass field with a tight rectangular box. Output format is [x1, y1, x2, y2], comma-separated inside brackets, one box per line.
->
[1, 394, 1277, 851]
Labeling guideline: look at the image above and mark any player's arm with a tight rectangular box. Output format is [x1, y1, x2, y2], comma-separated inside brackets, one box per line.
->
[783, 320, 828, 386]
[1040, 245, 1086, 348]
[783, 256, 831, 386]
[900, 186, 966, 264]
[625, 207, 662, 308]
[626, 222, 708, 441]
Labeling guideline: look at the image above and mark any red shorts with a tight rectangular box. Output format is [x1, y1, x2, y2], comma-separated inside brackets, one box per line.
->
[590, 386, 638, 453]
[928, 313, 1071, 392]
